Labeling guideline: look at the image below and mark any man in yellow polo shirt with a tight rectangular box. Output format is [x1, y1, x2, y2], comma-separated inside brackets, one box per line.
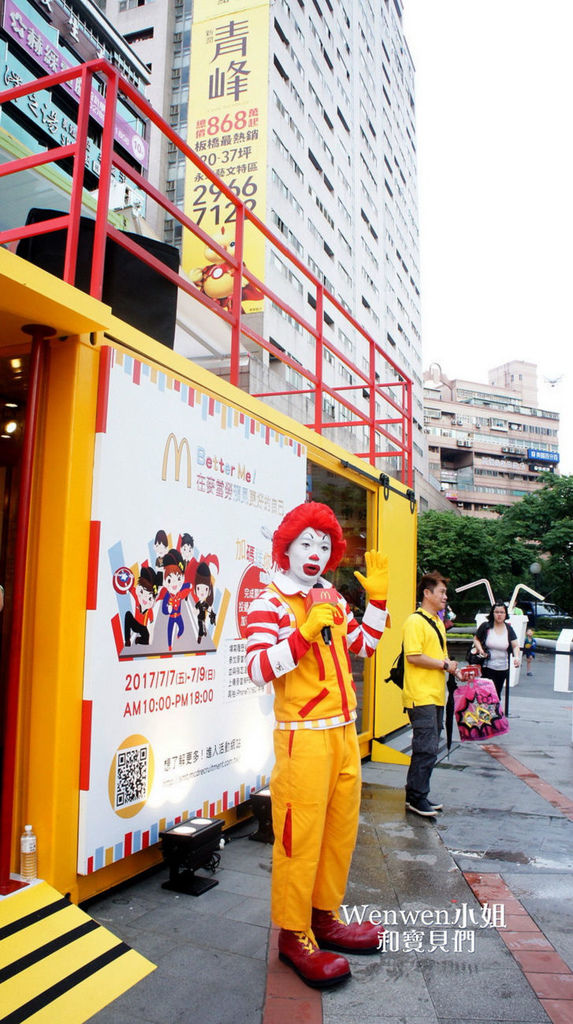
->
[403, 572, 458, 817]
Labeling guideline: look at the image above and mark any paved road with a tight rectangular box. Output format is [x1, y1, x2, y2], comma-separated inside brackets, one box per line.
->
[89, 652, 573, 1024]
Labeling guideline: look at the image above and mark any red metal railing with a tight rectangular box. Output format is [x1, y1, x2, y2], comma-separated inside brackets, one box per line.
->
[0, 59, 413, 485]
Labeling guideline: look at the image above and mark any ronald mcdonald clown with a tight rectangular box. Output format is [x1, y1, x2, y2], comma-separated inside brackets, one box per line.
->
[246, 502, 389, 988]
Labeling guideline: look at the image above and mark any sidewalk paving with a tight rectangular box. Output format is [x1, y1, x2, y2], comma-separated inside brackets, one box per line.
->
[89, 652, 573, 1024]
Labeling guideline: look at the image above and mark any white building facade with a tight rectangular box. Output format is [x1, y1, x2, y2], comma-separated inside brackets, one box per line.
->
[104, 0, 424, 478]
[424, 361, 560, 518]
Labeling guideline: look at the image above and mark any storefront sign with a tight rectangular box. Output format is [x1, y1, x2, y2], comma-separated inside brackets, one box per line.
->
[527, 448, 559, 464]
[3, 0, 148, 166]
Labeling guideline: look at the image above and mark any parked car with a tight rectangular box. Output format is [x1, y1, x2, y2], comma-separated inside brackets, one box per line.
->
[516, 601, 572, 628]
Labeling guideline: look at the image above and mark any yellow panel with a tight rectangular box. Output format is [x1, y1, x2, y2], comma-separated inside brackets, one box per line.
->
[1, 903, 82, 968]
[371, 740, 411, 766]
[372, 482, 417, 759]
[0, 248, 111, 348]
[24, 950, 154, 1024]
[0, 883, 62, 929]
[0, 883, 154, 1024]
[1, 928, 122, 1014]
[14, 338, 101, 896]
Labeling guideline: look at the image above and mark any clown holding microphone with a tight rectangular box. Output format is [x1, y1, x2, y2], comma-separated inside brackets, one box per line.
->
[246, 502, 389, 989]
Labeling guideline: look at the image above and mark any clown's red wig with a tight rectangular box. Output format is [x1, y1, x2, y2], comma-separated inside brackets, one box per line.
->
[272, 502, 346, 573]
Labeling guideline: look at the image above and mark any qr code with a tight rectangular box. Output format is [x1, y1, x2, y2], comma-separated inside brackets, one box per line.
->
[115, 744, 148, 810]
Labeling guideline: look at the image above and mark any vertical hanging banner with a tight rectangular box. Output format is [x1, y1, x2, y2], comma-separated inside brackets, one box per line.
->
[78, 349, 306, 874]
[183, 0, 269, 313]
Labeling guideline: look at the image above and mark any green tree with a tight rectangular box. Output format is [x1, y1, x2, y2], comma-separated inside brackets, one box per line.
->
[417, 475, 573, 620]
[499, 474, 573, 612]
[417, 509, 533, 620]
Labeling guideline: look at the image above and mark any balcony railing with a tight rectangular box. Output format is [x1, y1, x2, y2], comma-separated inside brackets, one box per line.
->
[0, 59, 413, 485]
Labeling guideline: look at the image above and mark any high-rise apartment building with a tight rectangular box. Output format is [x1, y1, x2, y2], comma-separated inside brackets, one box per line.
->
[104, 0, 424, 479]
[424, 361, 560, 518]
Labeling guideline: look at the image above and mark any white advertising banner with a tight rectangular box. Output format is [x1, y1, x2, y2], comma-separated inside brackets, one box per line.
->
[78, 348, 306, 874]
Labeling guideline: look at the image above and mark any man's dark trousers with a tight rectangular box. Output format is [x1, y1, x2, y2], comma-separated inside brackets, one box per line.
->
[405, 705, 444, 802]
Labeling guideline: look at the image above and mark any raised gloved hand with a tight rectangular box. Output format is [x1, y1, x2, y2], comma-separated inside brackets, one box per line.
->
[299, 603, 336, 643]
[354, 550, 389, 601]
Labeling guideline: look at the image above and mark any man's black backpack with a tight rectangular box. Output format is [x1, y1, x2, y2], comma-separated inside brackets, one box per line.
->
[385, 610, 445, 689]
[386, 646, 406, 688]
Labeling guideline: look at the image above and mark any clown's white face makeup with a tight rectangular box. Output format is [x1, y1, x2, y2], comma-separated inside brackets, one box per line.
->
[286, 528, 332, 587]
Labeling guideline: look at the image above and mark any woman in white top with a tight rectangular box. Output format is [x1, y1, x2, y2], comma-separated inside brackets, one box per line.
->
[473, 601, 520, 701]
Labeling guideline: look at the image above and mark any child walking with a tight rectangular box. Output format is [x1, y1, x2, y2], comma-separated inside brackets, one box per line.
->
[524, 628, 537, 676]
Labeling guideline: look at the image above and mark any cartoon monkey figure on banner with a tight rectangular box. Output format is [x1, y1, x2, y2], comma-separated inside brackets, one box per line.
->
[189, 227, 263, 312]
[245, 502, 390, 989]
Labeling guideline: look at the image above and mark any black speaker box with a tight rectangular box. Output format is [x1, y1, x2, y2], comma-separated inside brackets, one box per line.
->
[17, 208, 179, 348]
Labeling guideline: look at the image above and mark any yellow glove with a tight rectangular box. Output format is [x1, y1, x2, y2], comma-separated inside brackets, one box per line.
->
[299, 603, 336, 643]
[354, 550, 389, 601]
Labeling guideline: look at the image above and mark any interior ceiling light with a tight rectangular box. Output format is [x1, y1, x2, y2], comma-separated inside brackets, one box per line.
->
[4, 421, 18, 434]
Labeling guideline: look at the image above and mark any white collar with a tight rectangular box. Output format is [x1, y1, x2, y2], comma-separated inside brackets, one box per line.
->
[272, 568, 331, 597]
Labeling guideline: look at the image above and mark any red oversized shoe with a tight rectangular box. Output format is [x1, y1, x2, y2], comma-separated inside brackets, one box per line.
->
[311, 908, 383, 954]
[278, 929, 351, 989]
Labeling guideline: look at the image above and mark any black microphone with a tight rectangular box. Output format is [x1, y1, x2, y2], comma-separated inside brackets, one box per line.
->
[304, 581, 335, 645]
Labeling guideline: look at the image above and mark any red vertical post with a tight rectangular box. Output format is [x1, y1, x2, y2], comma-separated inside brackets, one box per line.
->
[0, 324, 54, 893]
[368, 337, 376, 466]
[65, 65, 93, 287]
[314, 284, 324, 435]
[91, 68, 119, 301]
[230, 203, 245, 387]
[406, 378, 413, 487]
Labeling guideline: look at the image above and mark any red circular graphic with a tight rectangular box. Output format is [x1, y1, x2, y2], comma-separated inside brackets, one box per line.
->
[113, 566, 134, 594]
[236, 564, 269, 638]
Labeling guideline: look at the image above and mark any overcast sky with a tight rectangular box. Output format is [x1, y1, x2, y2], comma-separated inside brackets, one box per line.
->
[402, 0, 572, 472]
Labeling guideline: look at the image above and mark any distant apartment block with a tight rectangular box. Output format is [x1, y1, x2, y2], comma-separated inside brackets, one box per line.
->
[424, 361, 560, 517]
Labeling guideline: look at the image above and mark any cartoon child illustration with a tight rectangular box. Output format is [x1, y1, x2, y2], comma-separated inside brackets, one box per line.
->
[161, 550, 191, 651]
[194, 561, 216, 644]
[179, 532, 194, 569]
[124, 566, 159, 647]
[154, 530, 169, 585]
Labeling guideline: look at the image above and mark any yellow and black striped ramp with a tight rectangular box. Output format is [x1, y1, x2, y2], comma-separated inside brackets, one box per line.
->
[0, 881, 155, 1023]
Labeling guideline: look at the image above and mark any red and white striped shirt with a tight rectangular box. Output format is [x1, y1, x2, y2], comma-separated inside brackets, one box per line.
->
[246, 572, 387, 728]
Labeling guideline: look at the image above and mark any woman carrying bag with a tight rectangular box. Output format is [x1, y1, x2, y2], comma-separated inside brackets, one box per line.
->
[472, 601, 520, 714]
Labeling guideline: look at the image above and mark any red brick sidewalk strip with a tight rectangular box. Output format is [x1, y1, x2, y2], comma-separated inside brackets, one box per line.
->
[465, 871, 573, 1024]
[481, 744, 573, 821]
[262, 925, 323, 1024]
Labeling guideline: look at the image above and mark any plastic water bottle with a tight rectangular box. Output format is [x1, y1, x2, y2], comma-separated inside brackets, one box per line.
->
[20, 824, 37, 881]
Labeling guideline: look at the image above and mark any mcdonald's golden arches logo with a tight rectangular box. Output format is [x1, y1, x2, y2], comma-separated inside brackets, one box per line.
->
[162, 433, 192, 488]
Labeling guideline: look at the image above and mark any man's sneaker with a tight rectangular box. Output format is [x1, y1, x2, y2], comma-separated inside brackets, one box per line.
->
[405, 797, 437, 817]
[429, 800, 443, 812]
